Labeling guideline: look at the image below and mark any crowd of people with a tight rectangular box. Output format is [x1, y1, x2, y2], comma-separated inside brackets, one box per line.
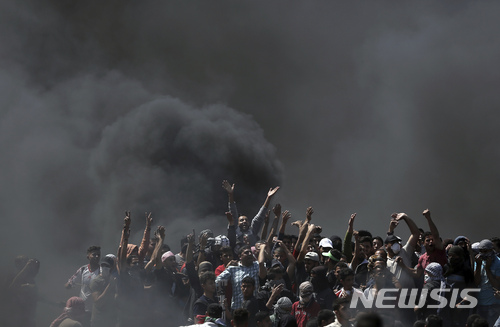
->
[5, 180, 500, 327]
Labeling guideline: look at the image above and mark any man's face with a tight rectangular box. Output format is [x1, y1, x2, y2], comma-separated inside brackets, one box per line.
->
[257, 316, 272, 327]
[373, 239, 383, 251]
[283, 239, 293, 252]
[221, 252, 232, 265]
[274, 251, 285, 264]
[341, 275, 354, 290]
[304, 259, 318, 273]
[241, 282, 255, 299]
[335, 304, 352, 322]
[87, 251, 100, 265]
[202, 279, 216, 294]
[163, 256, 177, 271]
[424, 235, 435, 252]
[361, 242, 373, 258]
[238, 216, 249, 232]
[240, 249, 254, 266]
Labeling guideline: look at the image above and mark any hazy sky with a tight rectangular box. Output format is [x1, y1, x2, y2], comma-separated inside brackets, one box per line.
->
[1, 1, 500, 324]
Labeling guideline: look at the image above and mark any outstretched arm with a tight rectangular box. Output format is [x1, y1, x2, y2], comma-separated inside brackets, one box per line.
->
[117, 212, 131, 274]
[145, 226, 165, 272]
[278, 210, 291, 237]
[293, 207, 313, 256]
[343, 213, 356, 262]
[250, 186, 280, 236]
[297, 224, 316, 263]
[222, 180, 235, 203]
[260, 210, 270, 241]
[392, 212, 420, 250]
[266, 204, 281, 246]
[258, 244, 268, 280]
[423, 209, 443, 250]
[138, 212, 153, 261]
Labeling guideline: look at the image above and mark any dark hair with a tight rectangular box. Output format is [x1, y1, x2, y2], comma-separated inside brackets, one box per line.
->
[425, 314, 443, 327]
[357, 230, 372, 238]
[317, 309, 335, 326]
[232, 308, 249, 325]
[359, 236, 373, 244]
[255, 311, 270, 323]
[471, 318, 489, 327]
[206, 303, 223, 318]
[333, 297, 350, 311]
[161, 244, 171, 252]
[422, 231, 433, 241]
[413, 320, 425, 327]
[291, 235, 298, 242]
[241, 276, 255, 286]
[282, 234, 292, 242]
[334, 262, 348, 270]
[339, 268, 354, 281]
[355, 312, 383, 327]
[238, 245, 252, 257]
[220, 246, 233, 256]
[200, 271, 216, 285]
[87, 246, 101, 254]
[466, 314, 482, 327]
[305, 317, 318, 327]
[373, 236, 383, 245]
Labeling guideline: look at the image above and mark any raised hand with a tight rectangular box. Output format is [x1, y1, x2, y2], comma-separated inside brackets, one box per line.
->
[145, 212, 153, 227]
[157, 226, 165, 239]
[222, 180, 235, 194]
[291, 220, 303, 229]
[422, 209, 431, 219]
[268, 186, 280, 197]
[124, 211, 131, 226]
[306, 207, 314, 222]
[391, 212, 408, 221]
[282, 210, 291, 223]
[273, 203, 282, 217]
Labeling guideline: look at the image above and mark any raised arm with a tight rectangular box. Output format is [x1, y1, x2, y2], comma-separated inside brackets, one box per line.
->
[391, 212, 420, 249]
[343, 213, 356, 262]
[297, 224, 316, 263]
[117, 211, 131, 274]
[423, 209, 443, 250]
[226, 212, 237, 252]
[138, 212, 153, 261]
[197, 232, 209, 269]
[278, 210, 291, 237]
[293, 207, 313, 256]
[250, 186, 280, 236]
[223, 180, 239, 220]
[260, 210, 270, 241]
[145, 226, 165, 271]
[258, 244, 268, 280]
[266, 204, 281, 246]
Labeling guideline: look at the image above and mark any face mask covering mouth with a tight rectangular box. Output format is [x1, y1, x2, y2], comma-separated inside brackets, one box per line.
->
[391, 243, 401, 254]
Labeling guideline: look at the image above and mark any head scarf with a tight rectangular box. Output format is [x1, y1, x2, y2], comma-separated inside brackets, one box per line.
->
[311, 265, 329, 292]
[50, 297, 85, 327]
[299, 281, 314, 305]
[161, 251, 175, 262]
[274, 296, 293, 318]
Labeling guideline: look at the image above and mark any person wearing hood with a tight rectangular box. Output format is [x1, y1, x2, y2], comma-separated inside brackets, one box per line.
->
[453, 236, 474, 269]
[270, 297, 298, 327]
[441, 245, 474, 327]
[415, 262, 447, 320]
[473, 239, 500, 326]
[291, 281, 321, 327]
[310, 266, 335, 310]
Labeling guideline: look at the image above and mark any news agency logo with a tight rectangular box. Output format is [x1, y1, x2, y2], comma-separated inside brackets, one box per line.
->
[350, 288, 480, 309]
